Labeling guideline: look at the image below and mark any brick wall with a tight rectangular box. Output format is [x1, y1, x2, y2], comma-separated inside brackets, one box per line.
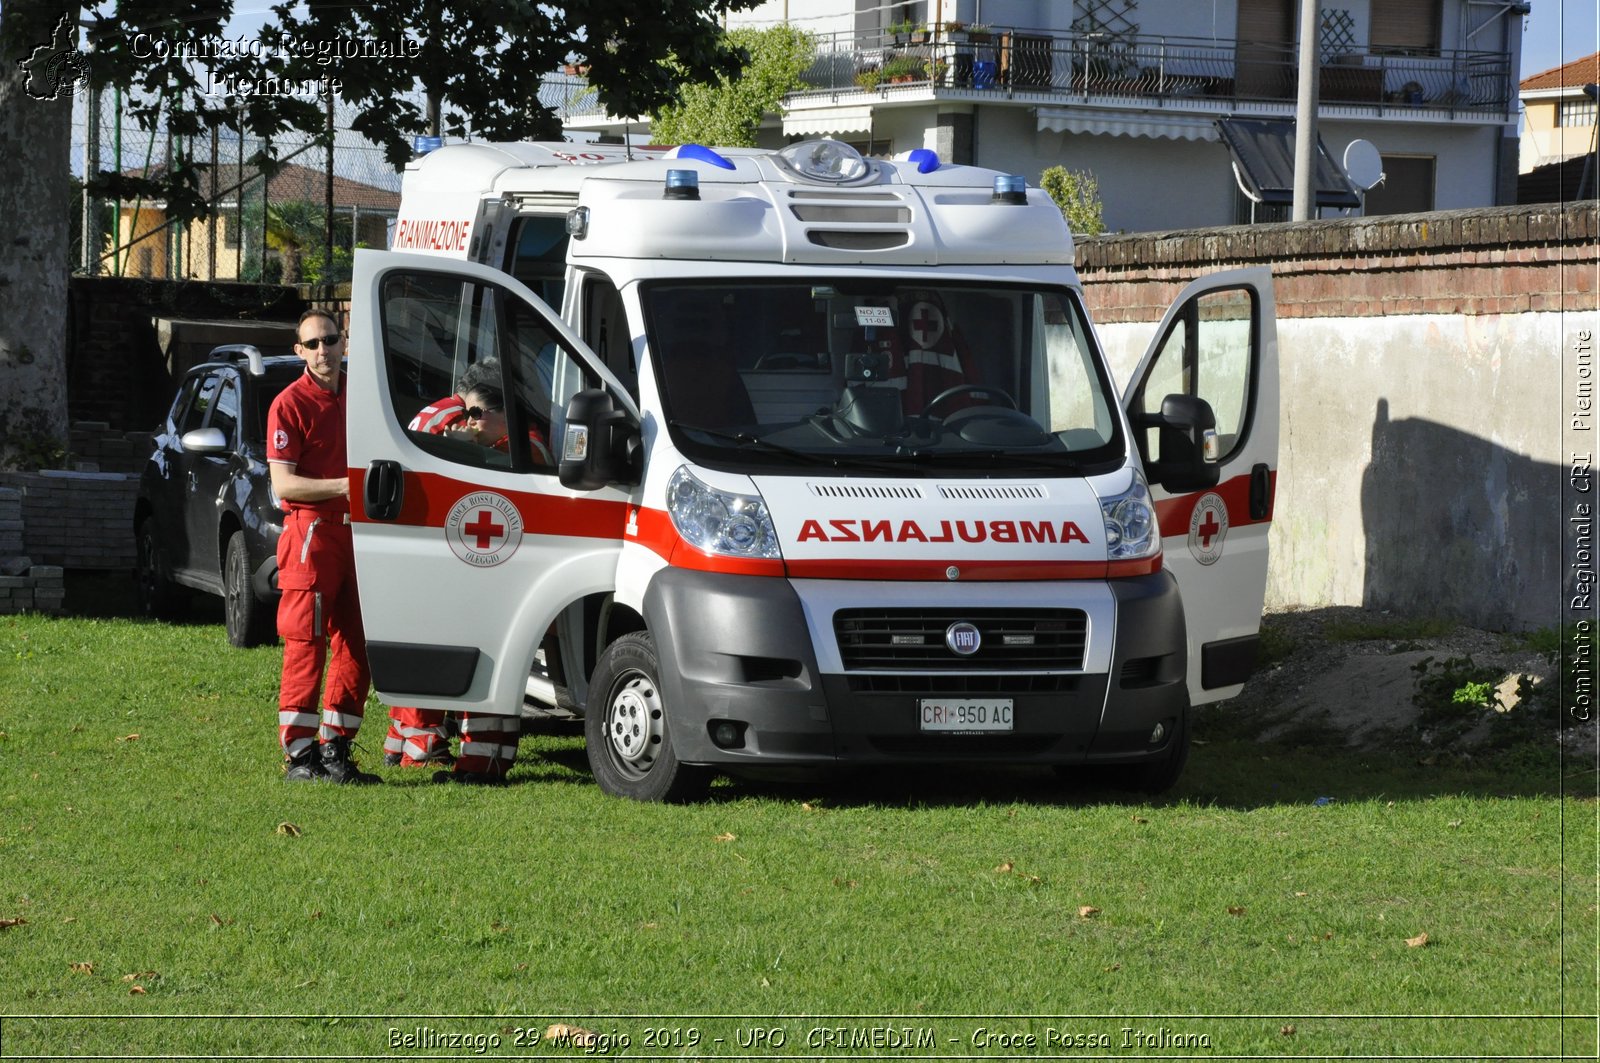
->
[1076, 202, 1598, 323]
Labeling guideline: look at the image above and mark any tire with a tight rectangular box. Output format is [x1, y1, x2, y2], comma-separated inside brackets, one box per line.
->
[584, 632, 709, 802]
[134, 517, 187, 621]
[224, 530, 276, 648]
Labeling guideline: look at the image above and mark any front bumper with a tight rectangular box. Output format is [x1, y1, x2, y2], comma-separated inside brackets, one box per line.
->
[642, 568, 1187, 767]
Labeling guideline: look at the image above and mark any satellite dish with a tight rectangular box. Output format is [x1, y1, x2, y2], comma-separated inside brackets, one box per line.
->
[1343, 139, 1384, 192]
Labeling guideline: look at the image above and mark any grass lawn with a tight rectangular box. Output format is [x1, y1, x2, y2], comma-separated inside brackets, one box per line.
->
[0, 593, 1595, 1058]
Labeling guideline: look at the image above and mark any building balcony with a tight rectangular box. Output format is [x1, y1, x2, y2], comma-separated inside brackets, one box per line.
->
[791, 26, 1514, 123]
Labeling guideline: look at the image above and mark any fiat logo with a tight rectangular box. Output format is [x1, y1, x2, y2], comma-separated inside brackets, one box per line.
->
[945, 622, 982, 656]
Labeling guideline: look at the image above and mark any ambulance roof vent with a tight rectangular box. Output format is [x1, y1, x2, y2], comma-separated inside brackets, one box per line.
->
[809, 483, 926, 499]
[806, 231, 910, 250]
[938, 484, 1048, 500]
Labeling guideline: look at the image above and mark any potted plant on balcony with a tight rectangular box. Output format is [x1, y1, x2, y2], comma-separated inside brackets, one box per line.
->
[943, 20, 968, 42]
[854, 67, 883, 91]
[967, 23, 992, 44]
[887, 17, 915, 44]
[881, 55, 927, 83]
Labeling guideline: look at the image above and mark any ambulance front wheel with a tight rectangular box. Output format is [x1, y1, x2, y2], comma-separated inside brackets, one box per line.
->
[585, 632, 709, 803]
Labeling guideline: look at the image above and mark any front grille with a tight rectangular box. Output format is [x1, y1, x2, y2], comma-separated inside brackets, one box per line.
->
[835, 609, 1088, 671]
[846, 674, 1080, 695]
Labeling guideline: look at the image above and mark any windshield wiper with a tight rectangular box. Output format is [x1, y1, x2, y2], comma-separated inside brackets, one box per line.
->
[669, 421, 911, 475]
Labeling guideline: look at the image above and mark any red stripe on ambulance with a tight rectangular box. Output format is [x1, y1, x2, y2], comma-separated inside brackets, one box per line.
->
[1153, 470, 1276, 538]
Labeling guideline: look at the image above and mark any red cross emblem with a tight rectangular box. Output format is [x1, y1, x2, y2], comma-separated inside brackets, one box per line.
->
[1186, 492, 1228, 566]
[909, 301, 944, 349]
[464, 509, 505, 550]
[446, 491, 523, 567]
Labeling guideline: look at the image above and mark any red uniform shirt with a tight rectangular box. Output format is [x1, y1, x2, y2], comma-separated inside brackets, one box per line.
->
[267, 371, 350, 516]
[409, 395, 466, 434]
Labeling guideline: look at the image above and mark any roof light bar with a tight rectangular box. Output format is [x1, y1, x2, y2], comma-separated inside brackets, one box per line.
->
[664, 169, 700, 200]
[992, 174, 1027, 205]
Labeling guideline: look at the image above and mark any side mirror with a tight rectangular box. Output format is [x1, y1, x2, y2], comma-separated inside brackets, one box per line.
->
[180, 427, 229, 454]
[1148, 394, 1220, 493]
[558, 389, 642, 492]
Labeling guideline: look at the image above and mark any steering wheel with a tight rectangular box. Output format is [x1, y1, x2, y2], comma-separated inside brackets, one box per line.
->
[920, 383, 1019, 418]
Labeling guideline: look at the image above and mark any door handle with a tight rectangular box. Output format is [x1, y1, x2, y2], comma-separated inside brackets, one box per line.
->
[1249, 462, 1272, 521]
[364, 460, 404, 521]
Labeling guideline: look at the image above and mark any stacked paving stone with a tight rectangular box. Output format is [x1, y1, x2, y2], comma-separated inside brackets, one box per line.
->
[0, 487, 66, 616]
[0, 470, 139, 571]
[68, 421, 155, 475]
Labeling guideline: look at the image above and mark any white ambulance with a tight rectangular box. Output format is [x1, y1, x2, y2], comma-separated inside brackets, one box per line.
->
[346, 139, 1277, 801]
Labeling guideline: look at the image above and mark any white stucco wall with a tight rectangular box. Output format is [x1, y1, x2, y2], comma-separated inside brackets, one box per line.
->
[1095, 309, 1588, 629]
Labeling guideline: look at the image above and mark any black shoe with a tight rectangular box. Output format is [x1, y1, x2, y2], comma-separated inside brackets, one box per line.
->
[321, 737, 382, 785]
[432, 768, 507, 786]
[284, 752, 325, 782]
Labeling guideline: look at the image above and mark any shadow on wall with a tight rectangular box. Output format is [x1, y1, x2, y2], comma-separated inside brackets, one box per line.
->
[1361, 398, 1561, 632]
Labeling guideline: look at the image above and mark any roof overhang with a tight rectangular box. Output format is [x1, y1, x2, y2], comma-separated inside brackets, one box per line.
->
[1035, 106, 1220, 141]
[781, 105, 875, 137]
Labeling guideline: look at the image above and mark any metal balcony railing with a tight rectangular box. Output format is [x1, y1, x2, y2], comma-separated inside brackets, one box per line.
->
[794, 27, 1513, 118]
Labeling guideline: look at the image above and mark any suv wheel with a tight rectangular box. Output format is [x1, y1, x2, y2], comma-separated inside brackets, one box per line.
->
[224, 530, 276, 647]
[135, 517, 187, 620]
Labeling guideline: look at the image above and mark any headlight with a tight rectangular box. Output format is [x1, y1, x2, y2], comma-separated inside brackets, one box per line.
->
[665, 466, 781, 559]
[1100, 470, 1160, 560]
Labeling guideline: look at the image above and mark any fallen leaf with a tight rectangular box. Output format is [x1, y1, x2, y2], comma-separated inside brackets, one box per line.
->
[69, 962, 94, 974]
[546, 1024, 599, 1047]
[832, 877, 858, 889]
[1227, 906, 1247, 916]
[209, 913, 227, 927]
[1323, 932, 1334, 940]
[116, 733, 141, 742]
[61, 916, 75, 923]
[515, 963, 528, 971]
[275, 822, 302, 837]
[1102, 963, 1121, 972]
[1294, 891, 1308, 897]
[1405, 932, 1429, 948]
[1447, 820, 1462, 829]
[994, 861, 1014, 874]
[760, 977, 771, 987]
[0, 917, 26, 930]
[801, 802, 816, 812]
[1077, 905, 1101, 919]
[129, 985, 146, 995]
[1280, 1025, 1296, 1037]
[1132, 815, 1149, 824]
[309, 910, 322, 921]
[713, 832, 736, 843]
[639, 921, 660, 930]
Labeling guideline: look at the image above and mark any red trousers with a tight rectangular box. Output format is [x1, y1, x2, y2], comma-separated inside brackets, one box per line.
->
[455, 713, 519, 777]
[384, 705, 451, 765]
[276, 510, 370, 759]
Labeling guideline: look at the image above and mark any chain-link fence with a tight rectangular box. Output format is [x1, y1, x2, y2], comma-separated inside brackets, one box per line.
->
[71, 92, 402, 284]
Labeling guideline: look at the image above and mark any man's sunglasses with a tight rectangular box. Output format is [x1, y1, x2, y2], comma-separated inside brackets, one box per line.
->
[299, 333, 342, 350]
[465, 405, 502, 420]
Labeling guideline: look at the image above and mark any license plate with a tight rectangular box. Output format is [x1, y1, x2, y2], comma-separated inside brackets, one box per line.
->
[918, 698, 1014, 732]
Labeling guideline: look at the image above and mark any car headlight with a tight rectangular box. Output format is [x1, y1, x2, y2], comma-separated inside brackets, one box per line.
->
[1100, 469, 1160, 560]
[665, 466, 781, 559]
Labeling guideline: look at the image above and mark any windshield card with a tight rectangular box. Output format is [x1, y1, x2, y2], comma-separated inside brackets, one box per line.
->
[854, 306, 895, 327]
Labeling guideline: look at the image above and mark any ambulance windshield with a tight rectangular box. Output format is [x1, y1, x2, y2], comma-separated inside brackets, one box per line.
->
[642, 280, 1123, 474]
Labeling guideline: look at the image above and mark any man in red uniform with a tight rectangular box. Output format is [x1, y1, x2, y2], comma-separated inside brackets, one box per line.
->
[267, 308, 379, 784]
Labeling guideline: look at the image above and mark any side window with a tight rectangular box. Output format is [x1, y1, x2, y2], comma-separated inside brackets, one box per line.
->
[169, 375, 203, 433]
[208, 377, 240, 444]
[1133, 287, 1256, 462]
[579, 273, 636, 400]
[380, 271, 595, 474]
[507, 216, 570, 309]
[181, 373, 222, 435]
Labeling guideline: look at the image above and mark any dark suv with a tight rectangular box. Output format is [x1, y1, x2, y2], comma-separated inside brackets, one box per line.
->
[135, 346, 303, 647]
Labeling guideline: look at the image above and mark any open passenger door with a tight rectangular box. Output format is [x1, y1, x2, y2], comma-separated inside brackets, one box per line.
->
[344, 250, 637, 716]
[1122, 267, 1278, 705]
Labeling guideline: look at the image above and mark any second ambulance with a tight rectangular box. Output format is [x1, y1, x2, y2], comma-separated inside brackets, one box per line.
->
[346, 138, 1278, 801]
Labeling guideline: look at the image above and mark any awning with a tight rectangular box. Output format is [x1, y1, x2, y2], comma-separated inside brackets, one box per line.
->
[782, 106, 875, 137]
[1035, 106, 1221, 142]
[1215, 117, 1360, 207]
